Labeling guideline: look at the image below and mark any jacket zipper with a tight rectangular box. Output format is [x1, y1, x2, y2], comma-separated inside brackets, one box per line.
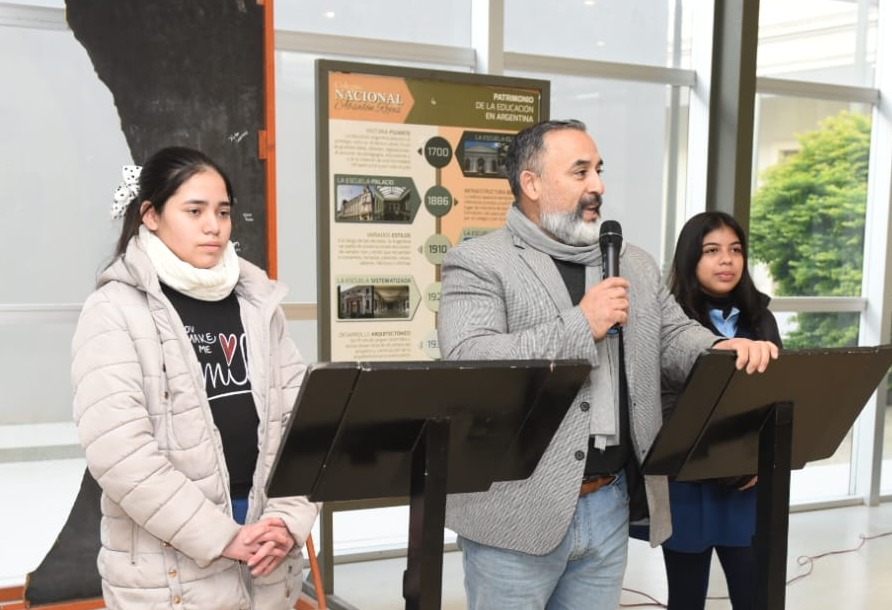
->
[130, 522, 138, 565]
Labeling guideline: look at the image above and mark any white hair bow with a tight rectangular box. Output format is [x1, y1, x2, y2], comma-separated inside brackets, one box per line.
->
[111, 165, 142, 219]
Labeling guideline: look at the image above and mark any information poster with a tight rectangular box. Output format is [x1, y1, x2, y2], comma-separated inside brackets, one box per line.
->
[317, 60, 549, 361]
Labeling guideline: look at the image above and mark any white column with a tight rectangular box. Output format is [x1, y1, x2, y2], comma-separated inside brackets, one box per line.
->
[472, 0, 504, 75]
[854, 2, 892, 505]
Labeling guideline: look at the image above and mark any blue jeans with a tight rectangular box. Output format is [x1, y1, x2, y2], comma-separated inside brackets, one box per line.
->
[232, 497, 249, 525]
[458, 472, 629, 610]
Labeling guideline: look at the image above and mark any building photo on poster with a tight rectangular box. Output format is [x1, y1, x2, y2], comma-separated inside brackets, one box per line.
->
[317, 60, 550, 361]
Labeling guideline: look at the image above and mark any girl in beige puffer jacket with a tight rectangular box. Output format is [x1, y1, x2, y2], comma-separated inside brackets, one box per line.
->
[73, 147, 318, 610]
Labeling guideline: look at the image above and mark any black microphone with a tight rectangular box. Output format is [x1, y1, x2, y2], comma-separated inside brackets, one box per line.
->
[599, 220, 623, 280]
[599, 221, 623, 335]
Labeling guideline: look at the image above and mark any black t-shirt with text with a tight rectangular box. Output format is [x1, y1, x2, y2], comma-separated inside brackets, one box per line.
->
[162, 284, 259, 498]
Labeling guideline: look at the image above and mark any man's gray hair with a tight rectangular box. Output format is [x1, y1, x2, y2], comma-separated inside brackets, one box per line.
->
[505, 119, 587, 200]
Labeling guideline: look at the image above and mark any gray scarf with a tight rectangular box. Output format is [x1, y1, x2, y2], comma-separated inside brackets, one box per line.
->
[506, 205, 624, 450]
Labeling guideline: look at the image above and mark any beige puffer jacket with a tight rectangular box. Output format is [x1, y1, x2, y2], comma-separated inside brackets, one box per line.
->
[72, 238, 318, 609]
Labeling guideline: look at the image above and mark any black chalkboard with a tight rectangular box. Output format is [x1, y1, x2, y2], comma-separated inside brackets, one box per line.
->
[66, 0, 269, 269]
[24, 470, 103, 605]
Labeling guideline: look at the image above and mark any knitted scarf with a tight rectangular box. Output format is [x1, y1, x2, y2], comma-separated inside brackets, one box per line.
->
[506, 204, 625, 450]
[138, 225, 239, 302]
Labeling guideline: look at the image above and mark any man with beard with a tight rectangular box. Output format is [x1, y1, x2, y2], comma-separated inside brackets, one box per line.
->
[437, 119, 778, 610]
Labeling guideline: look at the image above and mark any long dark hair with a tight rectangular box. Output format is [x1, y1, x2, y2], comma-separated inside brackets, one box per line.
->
[112, 146, 234, 260]
[668, 211, 765, 334]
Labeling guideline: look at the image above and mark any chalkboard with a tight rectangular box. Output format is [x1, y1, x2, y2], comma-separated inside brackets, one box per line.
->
[23, 470, 103, 605]
[66, 0, 269, 269]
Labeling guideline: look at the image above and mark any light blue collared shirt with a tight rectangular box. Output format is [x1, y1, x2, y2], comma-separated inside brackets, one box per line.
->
[709, 306, 740, 339]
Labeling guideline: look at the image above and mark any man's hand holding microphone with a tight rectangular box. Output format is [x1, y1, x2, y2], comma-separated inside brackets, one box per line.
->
[580, 220, 778, 372]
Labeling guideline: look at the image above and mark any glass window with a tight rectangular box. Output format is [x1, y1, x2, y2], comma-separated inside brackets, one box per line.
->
[758, 0, 878, 87]
[0, 324, 75, 425]
[506, 0, 692, 69]
[751, 95, 874, 502]
[0, 27, 128, 304]
[750, 96, 871, 306]
[790, 431, 854, 502]
[275, 51, 318, 304]
[882, 334, 892, 494]
[5, 0, 64, 6]
[275, 0, 472, 47]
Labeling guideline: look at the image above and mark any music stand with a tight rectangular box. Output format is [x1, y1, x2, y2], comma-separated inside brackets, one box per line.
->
[643, 345, 892, 610]
[267, 359, 591, 610]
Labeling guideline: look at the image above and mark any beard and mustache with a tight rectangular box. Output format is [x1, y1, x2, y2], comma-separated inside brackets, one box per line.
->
[539, 193, 603, 246]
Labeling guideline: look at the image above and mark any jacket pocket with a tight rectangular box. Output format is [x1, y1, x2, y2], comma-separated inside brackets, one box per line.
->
[253, 552, 303, 607]
[158, 361, 181, 452]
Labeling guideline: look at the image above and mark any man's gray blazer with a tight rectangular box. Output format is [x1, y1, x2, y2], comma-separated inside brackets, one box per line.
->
[437, 225, 717, 555]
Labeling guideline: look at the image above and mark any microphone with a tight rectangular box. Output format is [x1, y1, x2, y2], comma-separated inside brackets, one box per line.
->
[599, 220, 623, 280]
[599, 221, 623, 335]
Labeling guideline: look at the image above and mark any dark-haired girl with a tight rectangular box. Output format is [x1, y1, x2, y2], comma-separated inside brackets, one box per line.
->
[73, 146, 317, 609]
[661, 211, 782, 610]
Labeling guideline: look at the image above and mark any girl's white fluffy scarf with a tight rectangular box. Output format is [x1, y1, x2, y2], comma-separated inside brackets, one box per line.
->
[139, 224, 239, 302]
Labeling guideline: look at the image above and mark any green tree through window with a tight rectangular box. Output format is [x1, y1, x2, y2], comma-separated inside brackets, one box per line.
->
[750, 111, 870, 348]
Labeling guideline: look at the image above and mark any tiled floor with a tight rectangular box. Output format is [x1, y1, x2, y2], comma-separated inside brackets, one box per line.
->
[327, 501, 892, 609]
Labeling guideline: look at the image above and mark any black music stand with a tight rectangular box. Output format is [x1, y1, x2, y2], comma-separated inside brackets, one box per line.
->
[267, 359, 591, 610]
[643, 345, 892, 610]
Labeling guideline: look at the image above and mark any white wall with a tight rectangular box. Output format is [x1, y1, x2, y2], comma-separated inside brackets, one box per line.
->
[0, 25, 130, 424]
